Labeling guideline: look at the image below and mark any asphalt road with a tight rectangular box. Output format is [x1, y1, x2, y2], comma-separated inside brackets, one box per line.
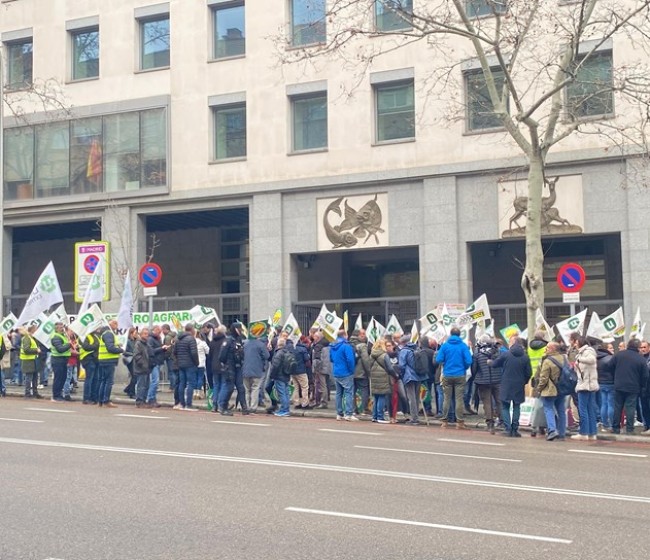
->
[1, 399, 649, 560]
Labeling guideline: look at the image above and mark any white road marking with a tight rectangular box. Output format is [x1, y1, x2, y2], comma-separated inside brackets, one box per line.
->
[438, 438, 505, 447]
[212, 421, 271, 427]
[1, 437, 649, 504]
[355, 445, 522, 463]
[285, 507, 572, 544]
[114, 414, 169, 420]
[25, 408, 74, 414]
[319, 429, 383, 436]
[568, 449, 648, 458]
[0, 418, 44, 423]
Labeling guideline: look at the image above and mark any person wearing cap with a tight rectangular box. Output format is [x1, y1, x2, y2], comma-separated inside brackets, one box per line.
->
[20, 325, 42, 399]
[50, 322, 71, 402]
[437, 327, 473, 429]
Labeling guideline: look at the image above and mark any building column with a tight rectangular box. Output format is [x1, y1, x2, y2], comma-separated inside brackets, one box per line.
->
[0, 225, 12, 314]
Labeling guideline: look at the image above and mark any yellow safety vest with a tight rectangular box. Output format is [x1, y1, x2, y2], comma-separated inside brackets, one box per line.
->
[20, 335, 38, 361]
[98, 330, 121, 362]
[50, 332, 71, 358]
[79, 333, 99, 361]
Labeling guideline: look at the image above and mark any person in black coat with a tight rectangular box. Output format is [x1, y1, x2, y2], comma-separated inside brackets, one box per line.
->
[217, 322, 248, 416]
[605, 338, 649, 433]
[209, 325, 228, 412]
[472, 335, 502, 432]
[489, 337, 532, 437]
[173, 324, 199, 410]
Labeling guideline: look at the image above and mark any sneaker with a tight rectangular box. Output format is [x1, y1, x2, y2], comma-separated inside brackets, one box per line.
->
[266, 406, 278, 415]
[530, 431, 537, 438]
[172, 404, 183, 410]
[183, 407, 199, 412]
[104, 402, 118, 408]
[643, 429, 650, 435]
[571, 434, 589, 441]
[377, 419, 390, 424]
[511, 431, 522, 438]
[220, 409, 234, 416]
[336, 415, 344, 421]
[37, 384, 44, 390]
[546, 430, 559, 441]
[588, 435, 598, 441]
[51, 397, 64, 403]
[344, 415, 359, 422]
[274, 411, 290, 417]
[317, 403, 328, 409]
[63, 395, 72, 401]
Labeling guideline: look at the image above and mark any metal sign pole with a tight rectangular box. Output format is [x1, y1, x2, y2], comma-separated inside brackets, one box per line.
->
[149, 295, 154, 329]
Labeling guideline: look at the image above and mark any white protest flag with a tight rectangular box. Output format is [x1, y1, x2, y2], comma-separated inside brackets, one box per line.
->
[475, 320, 486, 340]
[78, 258, 105, 317]
[485, 321, 495, 337]
[354, 313, 363, 332]
[282, 312, 302, 344]
[629, 307, 643, 340]
[535, 309, 554, 342]
[16, 261, 64, 326]
[410, 321, 419, 343]
[0, 313, 18, 335]
[586, 312, 602, 340]
[419, 309, 440, 335]
[34, 312, 59, 346]
[189, 304, 221, 327]
[555, 308, 588, 346]
[597, 307, 626, 339]
[385, 314, 403, 337]
[312, 304, 328, 330]
[117, 270, 134, 331]
[441, 303, 455, 334]
[69, 304, 106, 339]
[367, 317, 386, 344]
[50, 304, 69, 326]
[457, 293, 491, 326]
[315, 304, 343, 341]
[520, 328, 528, 340]
[28, 312, 48, 330]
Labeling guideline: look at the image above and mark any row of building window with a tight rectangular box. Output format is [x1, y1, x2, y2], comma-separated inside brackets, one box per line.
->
[3, 0, 510, 87]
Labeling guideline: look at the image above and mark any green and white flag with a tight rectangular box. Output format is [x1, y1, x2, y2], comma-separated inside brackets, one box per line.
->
[282, 312, 302, 344]
[78, 257, 105, 317]
[367, 317, 386, 344]
[28, 312, 48, 330]
[457, 294, 491, 326]
[419, 309, 440, 335]
[117, 271, 134, 331]
[354, 313, 363, 332]
[70, 304, 106, 339]
[535, 309, 554, 342]
[385, 314, 403, 337]
[596, 307, 625, 340]
[312, 304, 328, 331]
[16, 261, 64, 326]
[34, 312, 60, 346]
[629, 307, 643, 340]
[555, 308, 588, 345]
[0, 313, 18, 335]
[189, 305, 221, 327]
[441, 303, 455, 334]
[315, 305, 343, 341]
[586, 312, 602, 340]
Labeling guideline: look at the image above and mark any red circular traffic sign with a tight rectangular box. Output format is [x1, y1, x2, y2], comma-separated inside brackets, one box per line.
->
[556, 263, 586, 293]
[139, 263, 163, 287]
[83, 255, 100, 273]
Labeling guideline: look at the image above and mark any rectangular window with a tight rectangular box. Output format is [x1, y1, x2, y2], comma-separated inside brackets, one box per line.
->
[213, 2, 245, 59]
[213, 103, 247, 160]
[291, 93, 327, 151]
[140, 15, 170, 70]
[3, 108, 167, 201]
[375, 81, 415, 142]
[465, 68, 507, 131]
[6, 39, 33, 89]
[466, 0, 507, 17]
[566, 51, 613, 119]
[71, 27, 99, 80]
[375, 0, 413, 32]
[290, 0, 326, 47]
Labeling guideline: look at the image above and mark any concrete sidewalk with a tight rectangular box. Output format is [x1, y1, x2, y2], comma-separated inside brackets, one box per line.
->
[4, 378, 650, 444]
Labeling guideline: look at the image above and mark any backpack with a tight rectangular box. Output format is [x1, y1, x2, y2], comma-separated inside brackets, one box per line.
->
[413, 348, 431, 380]
[282, 350, 297, 376]
[548, 356, 578, 396]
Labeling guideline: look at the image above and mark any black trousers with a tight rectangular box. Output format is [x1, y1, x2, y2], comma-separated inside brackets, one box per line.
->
[51, 357, 68, 399]
[613, 391, 638, 432]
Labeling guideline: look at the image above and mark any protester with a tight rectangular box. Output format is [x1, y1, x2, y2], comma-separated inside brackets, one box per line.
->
[330, 329, 357, 421]
[369, 338, 393, 423]
[174, 324, 199, 411]
[572, 336, 599, 441]
[20, 325, 42, 399]
[398, 334, 421, 425]
[133, 328, 152, 408]
[80, 327, 101, 405]
[311, 331, 330, 408]
[534, 341, 567, 441]
[147, 325, 168, 407]
[437, 327, 473, 430]
[50, 322, 72, 403]
[472, 334, 502, 434]
[269, 337, 292, 417]
[97, 320, 124, 408]
[350, 329, 371, 415]
[242, 335, 269, 413]
[290, 335, 311, 410]
[194, 329, 210, 400]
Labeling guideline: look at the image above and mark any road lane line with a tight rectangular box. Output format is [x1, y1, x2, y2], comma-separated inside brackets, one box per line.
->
[1, 437, 649, 504]
[319, 429, 383, 436]
[438, 438, 505, 447]
[114, 414, 169, 419]
[568, 449, 648, 458]
[355, 445, 522, 463]
[25, 408, 74, 414]
[285, 507, 572, 544]
[0, 418, 44, 423]
[212, 421, 271, 427]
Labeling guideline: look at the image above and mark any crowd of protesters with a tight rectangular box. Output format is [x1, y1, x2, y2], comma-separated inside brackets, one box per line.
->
[1, 319, 649, 439]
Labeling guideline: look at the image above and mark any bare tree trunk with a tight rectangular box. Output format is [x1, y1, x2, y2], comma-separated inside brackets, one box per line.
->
[522, 154, 545, 336]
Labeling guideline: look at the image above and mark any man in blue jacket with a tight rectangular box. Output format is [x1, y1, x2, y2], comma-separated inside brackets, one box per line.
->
[437, 327, 473, 429]
[329, 329, 358, 421]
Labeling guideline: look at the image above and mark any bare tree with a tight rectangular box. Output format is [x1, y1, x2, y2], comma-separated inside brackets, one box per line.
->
[274, 0, 650, 332]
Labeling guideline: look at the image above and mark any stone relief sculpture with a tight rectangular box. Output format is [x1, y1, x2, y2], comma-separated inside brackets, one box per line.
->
[503, 176, 582, 238]
[323, 194, 385, 249]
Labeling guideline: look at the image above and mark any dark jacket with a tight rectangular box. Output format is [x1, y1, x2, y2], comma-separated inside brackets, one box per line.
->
[311, 339, 329, 375]
[209, 332, 227, 375]
[293, 342, 311, 375]
[419, 339, 437, 381]
[242, 338, 270, 378]
[491, 344, 532, 404]
[147, 334, 167, 367]
[349, 336, 371, 379]
[398, 342, 419, 384]
[472, 343, 502, 385]
[174, 332, 199, 369]
[269, 347, 291, 383]
[596, 348, 615, 385]
[606, 348, 649, 394]
[133, 338, 152, 376]
[219, 335, 243, 375]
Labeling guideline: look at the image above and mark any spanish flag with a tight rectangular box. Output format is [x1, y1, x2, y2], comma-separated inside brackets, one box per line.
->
[86, 138, 103, 179]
